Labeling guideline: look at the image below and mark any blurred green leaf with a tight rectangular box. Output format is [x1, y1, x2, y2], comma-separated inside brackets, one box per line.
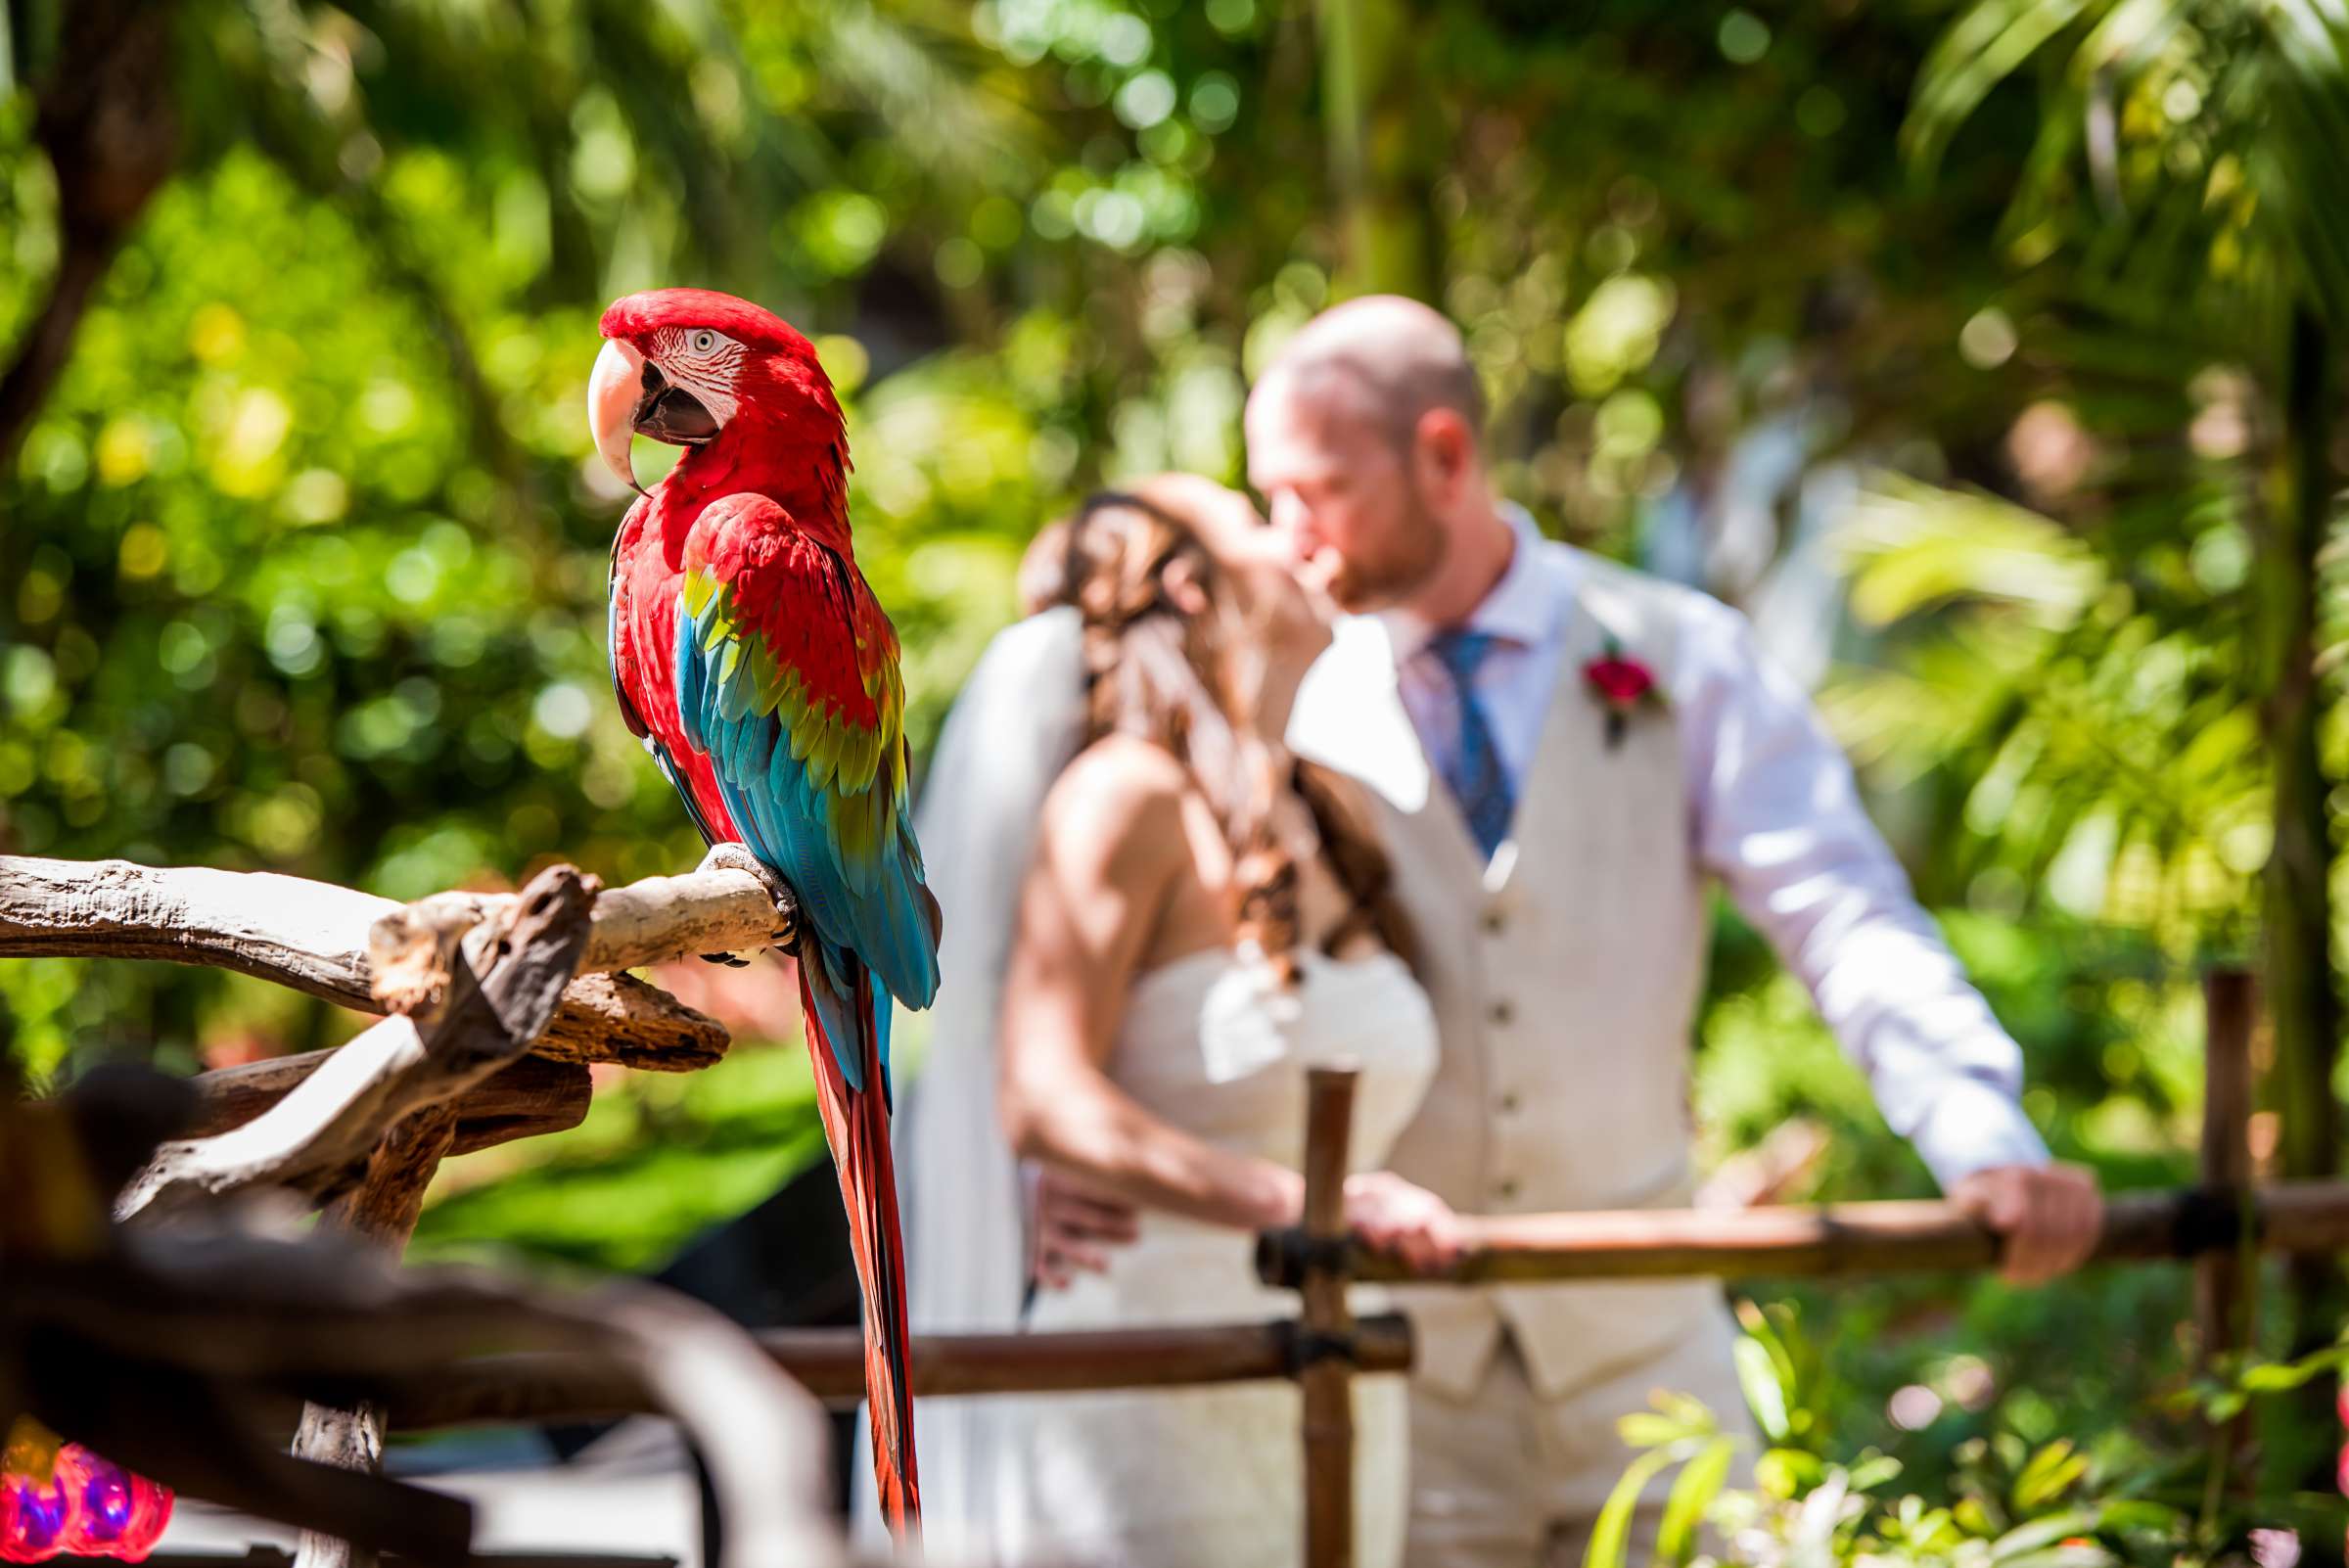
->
[1653, 1436, 1735, 1568]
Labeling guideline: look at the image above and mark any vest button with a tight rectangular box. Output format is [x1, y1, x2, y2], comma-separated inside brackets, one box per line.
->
[1497, 1091, 1521, 1114]
[1482, 909, 1505, 935]
[1489, 999, 1514, 1027]
[1495, 1177, 1520, 1202]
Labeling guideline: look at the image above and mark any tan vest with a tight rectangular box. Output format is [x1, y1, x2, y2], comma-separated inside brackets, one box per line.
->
[1290, 552, 1734, 1404]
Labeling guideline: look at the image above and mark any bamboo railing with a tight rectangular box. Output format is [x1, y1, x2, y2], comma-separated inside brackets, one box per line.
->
[379, 1314, 1415, 1426]
[1257, 1179, 2349, 1287]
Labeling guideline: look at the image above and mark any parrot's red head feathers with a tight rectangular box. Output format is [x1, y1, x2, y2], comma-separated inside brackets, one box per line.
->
[589, 288, 850, 530]
[599, 288, 816, 360]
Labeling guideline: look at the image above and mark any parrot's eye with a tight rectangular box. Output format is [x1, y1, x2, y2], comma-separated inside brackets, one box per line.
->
[690, 330, 717, 354]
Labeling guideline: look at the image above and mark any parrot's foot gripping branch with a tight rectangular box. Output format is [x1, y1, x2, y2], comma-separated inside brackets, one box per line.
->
[693, 842, 804, 964]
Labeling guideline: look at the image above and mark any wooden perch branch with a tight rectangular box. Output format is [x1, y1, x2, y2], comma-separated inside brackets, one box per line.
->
[0, 855, 758, 1070]
[116, 865, 596, 1222]
[191, 1052, 592, 1156]
[532, 972, 729, 1072]
[0, 857, 395, 1006]
[369, 863, 795, 1006]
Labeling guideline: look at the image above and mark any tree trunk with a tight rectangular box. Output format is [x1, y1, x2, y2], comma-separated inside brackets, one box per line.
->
[0, 0, 181, 481]
[1314, 0, 1440, 300]
[2257, 299, 2343, 1496]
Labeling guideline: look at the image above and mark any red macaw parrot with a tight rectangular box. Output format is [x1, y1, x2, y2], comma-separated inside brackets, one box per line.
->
[588, 288, 940, 1537]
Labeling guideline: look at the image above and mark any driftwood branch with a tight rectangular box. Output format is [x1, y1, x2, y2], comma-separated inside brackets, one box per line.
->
[115, 866, 595, 1221]
[369, 864, 795, 1006]
[533, 971, 729, 1071]
[190, 1051, 592, 1157]
[0, 857, 396, 1005]
[293, 1105, 465, 1568]
[0, 856, 769, 1070]
[0, 853, 791, 989]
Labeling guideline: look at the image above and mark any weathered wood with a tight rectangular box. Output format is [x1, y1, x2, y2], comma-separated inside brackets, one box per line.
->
[293, 1106, 463, 1568]
[379, 1314, 1418, 1426]
[0, 856, 789, 988]
[1262, 1182, 2349, 1286]
[0, 855, 743, 1071]
[2196, 971, 2258, 1354]
[2196, 970, 2257, 1495]
[1298, 1068, 1358, 1568]
[525, 972, 728, 1072]
[0, 857, 393, 1006]
[190, 1052, 592, 1155]
[576, 863, 797, 973]
[116, 866, 595, 1220]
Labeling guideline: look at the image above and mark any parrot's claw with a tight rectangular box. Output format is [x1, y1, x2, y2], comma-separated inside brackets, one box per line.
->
[696, 841, 802, 953]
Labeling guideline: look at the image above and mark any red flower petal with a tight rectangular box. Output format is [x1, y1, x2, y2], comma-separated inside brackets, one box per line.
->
[1586, 657, 1656, 706]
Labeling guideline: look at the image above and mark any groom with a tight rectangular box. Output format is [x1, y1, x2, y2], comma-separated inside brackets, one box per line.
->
[1234, 296, 2097, 1566]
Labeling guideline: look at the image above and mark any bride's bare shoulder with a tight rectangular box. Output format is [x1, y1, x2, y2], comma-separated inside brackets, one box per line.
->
[1035, 734, 1190, 869]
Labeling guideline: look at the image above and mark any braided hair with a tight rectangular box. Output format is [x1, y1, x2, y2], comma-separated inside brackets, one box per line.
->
[1048, 490, 1412, 982]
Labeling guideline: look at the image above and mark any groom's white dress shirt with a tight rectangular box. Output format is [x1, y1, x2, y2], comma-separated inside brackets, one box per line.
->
[1378, 506, 2047, 1190]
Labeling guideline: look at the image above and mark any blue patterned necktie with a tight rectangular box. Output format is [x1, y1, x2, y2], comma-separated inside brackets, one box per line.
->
[1424, 629, 1515, 858]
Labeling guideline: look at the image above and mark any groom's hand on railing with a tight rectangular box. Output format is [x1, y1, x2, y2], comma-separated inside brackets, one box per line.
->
[1342, 1172, 1467, 1275]
[1950, 1162, 2103, 1285]
[1030, 1166, 1142, 1289]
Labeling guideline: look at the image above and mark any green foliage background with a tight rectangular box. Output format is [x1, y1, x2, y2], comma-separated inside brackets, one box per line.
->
[5, 0, 2348, 1542]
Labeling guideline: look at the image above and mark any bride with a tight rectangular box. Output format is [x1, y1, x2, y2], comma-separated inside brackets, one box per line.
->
[983, 476, 1460, 1568]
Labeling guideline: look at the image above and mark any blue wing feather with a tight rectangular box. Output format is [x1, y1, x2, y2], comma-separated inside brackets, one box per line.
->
[672, 579, 939, 1096]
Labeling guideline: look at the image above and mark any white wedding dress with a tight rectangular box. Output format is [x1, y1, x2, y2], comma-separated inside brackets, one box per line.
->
[992, 944, 1439, 1568]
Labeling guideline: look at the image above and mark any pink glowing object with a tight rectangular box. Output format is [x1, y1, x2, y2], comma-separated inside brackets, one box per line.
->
[0, 1446, 171, 1563]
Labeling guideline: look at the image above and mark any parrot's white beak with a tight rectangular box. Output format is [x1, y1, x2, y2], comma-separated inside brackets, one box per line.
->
[588, 336, 649, 497]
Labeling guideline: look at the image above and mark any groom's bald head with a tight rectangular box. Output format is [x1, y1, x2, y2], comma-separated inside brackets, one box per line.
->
[1251, 295, 1486, 450]
[1246, 296, 1490, 614]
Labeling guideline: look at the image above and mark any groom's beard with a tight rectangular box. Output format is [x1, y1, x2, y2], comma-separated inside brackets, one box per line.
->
[1319, 496, 1449, 614]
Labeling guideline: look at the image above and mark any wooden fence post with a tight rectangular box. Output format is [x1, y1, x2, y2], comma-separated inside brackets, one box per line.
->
[1299, 1067, 1359, 1568]
[2196, 967, 2257, 1497]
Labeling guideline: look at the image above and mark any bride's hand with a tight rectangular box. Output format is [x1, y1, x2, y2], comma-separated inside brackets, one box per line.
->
[1342, 1172, 1467, 1274]
[1029, 1165, 1142, 1290]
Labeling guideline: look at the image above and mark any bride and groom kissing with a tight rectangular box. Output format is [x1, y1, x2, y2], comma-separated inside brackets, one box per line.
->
[871, 297, 2104, 1567]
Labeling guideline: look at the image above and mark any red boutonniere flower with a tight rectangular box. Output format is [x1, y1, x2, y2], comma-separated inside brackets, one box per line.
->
[1583, 636, 1664, 750]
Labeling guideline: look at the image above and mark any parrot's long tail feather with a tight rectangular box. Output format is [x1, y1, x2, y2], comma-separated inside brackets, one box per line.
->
[799, 955, 920, 1541]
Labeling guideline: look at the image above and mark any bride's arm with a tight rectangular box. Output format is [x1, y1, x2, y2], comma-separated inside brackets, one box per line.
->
[998, 741, 1306, 1232]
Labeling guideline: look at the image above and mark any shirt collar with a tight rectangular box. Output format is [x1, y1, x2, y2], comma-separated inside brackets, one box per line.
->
[1383, 502, 1574, 662]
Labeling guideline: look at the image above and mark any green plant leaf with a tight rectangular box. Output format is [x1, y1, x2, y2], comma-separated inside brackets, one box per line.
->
[1734, 1334, 1791, 1443]
[1587, 1447, 1682, 1568]
[1621, 1412, 1698, 1450]
[1998, 1548, 2116, 1568]
[2011, 1442, 2090, 1510]
[2238, 1343, 2349, 1392]
[1654, 1437, 1735, 1568]
[1756, 1448, 1823, 1500]
[1991, 1509, 2100, 1559]
[2094, 1500, 2186, 1534]
[1848, 1453, 1905, 1493]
